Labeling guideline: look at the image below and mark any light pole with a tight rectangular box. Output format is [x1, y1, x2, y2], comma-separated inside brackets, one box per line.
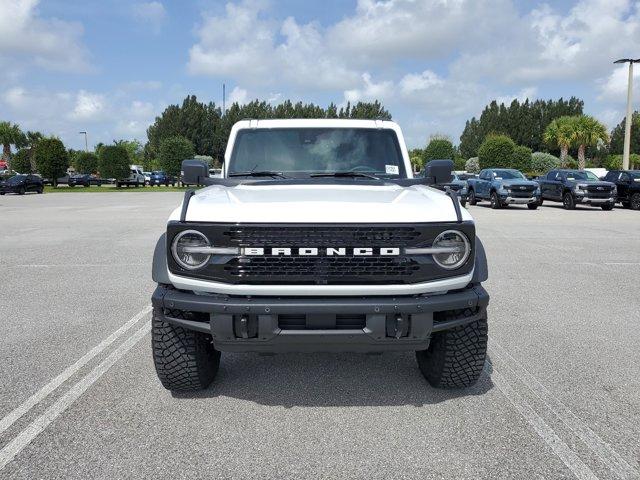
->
[614, 58, 640, 170]
[78, 131, 88, 152]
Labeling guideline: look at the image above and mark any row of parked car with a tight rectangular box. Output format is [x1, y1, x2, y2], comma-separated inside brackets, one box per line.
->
[442, 168, 640, 211]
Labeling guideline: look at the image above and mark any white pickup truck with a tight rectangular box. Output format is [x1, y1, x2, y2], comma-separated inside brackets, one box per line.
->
[151, 119, 489, 392]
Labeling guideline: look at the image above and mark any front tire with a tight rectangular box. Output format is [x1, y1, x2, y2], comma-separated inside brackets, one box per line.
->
[416, 314, 488, 389]
[490, 191, 501, 209]
[563, 192, 576, 210]
[468, 189, 477, 205]
[152, 307, 220, 392]
[527, 203, 538, 210]
[630, 193, 640, 211]
[601, 203, 614, 211]
[460, 198, 467, 208]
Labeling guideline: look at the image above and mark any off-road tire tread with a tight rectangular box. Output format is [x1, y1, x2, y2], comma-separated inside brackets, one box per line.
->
[152, 307, 220, 392]
[416, 311, 488, 389]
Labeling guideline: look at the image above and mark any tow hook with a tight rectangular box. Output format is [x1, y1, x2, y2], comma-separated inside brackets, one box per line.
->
[394, 315, 408, 339]
[238, 315, 249, 339]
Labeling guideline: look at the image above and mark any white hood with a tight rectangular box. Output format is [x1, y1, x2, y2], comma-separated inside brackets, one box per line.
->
[170, 183, 472, 223]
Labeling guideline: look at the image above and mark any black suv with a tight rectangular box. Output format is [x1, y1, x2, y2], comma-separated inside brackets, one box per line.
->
[0, 174, 44, 195]
[603, 170, 640, 210]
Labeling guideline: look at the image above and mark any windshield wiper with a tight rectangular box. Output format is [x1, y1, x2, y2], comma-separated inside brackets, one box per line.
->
[228, 171, 288, 178]
[310, 171, 380, 180]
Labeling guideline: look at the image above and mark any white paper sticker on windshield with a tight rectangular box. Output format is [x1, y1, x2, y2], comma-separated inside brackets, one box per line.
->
[385, 165, 399, 175]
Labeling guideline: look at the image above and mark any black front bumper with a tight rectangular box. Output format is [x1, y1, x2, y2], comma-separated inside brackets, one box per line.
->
[152, 284, 489, 353]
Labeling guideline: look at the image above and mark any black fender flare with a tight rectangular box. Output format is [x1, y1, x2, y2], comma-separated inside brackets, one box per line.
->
[472, 236, 488, 283]
[152, 233, 170, 284]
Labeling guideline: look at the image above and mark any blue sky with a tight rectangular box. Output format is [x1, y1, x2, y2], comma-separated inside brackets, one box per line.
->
[1, 0, 639, 151]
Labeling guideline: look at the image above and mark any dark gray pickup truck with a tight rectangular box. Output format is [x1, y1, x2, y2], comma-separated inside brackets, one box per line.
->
[537, 169, 616, 210]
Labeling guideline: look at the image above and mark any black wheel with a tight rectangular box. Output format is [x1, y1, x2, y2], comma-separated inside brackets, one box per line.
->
[631, 193, 640, 211]
[468, 189, 477, 205]
[116, 182, 121, 188]
[38, 187, 44, 194]
[601, 203, 614, 211]
[152, 307, 220, 392]
[527, 203, 538, 210]
[460, 199, 467, 208]
[416, 312, 488, 389]
[563, 192, 576, 210]
[538, 198, 544, 206]
[18, 186, 26, 195]
[490, 191, 501, 209]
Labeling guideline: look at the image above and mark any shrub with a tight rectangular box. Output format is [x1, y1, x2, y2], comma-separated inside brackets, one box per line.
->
[158, 135, 195, 177]
[630, 153, 640, 169]
[465, 157, 480, 173]
[34, 138, 69, 186]
[478, 134, 515, 169]
[99, 145, 130, 180]
[424, 137, 454, 161]
[531, 152, 560, 173]
[602, 155, 622, 171]
[12, 148, 33, 174]
[510, 145, 532, 172]
[74, 151, 99, 174]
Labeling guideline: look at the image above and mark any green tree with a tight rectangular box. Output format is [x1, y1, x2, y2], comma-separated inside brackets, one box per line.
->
[12, 148, 33, 173]
[531, 152, 560, 173]
[572, 115, 609, 170]
[408, 148, 424, 172]
[459, 97, 583, 158]
[510, 145, 532, 172]
[544, 116, 575, 164]
[158, 135, 195, 177]
[465, 157, 480, 173]
[34, 137, 69, 186]
[423, 136, 454, 161]
[114, 139, 144, 166]
[74, 152, 99, 174]
[478, 134, 516, 169]
[0, 121, 25, 166]
[98, 145, 130, 180]
[609, 111, 640, 155]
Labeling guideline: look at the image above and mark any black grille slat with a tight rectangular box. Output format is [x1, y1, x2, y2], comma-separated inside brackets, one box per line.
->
[223, 226, 420, 246]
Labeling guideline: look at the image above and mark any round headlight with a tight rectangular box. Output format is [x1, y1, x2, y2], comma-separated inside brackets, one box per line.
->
[171, 230, 211, 270]
[431, 230, 471, 270]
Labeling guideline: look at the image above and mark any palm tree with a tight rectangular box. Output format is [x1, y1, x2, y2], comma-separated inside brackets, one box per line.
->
[572, 115, 609, 170]
[544, 116, 575, 166]
[0, 121, 25, 168]
[25, 131, 44, 172]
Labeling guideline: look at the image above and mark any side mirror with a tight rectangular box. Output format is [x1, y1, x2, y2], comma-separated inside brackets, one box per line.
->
[423, 160, 453, 185]
[181, 159, 209, 185]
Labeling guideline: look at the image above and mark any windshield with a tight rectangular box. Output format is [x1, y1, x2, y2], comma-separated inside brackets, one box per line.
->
[565, 171, 598, 181]
[7, 175, 26, 184]
[228, 128, 407, 178]
[492, 169, 524, 180]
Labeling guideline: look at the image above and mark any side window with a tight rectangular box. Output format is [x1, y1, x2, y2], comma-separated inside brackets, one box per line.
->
[604, 172, 614, 181]
[547, 171, 556, 180]
[620, 173, 630, 182]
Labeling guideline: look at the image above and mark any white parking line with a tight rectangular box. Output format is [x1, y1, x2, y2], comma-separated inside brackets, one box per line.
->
[0, 321, 151, 472]
[0, 305, 151, 436]
[489, 364, 599, 480]
[490, 341, 639, 480]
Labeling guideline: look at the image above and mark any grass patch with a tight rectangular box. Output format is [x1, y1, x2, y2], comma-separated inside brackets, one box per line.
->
[44, 185, 193, 193]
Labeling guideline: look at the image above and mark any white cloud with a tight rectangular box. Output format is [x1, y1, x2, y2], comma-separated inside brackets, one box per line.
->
[132, 2, 167, 33]
[0, 0, 90, 72]
[597, 64, 640, 101]
[344, 73, 393, 103]
[69, 90, 106, 121]
[228, 86, 249, 105]
[496, 87, 538, 106]
[188, 0, 359, 90]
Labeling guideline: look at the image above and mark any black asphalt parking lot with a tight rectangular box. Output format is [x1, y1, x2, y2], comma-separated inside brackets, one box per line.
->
[1, 193, 639, 479]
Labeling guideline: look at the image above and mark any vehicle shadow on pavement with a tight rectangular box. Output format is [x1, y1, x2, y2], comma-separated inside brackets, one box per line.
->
[172, 353, 495, 407]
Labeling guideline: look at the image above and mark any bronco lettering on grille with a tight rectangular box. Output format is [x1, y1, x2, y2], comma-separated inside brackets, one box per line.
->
[242, 247, 401, 256]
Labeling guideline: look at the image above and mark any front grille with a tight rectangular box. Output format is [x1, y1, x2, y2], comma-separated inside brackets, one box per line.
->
[223, 226, 420, 246]
[224, 256, 419, 281]
[585, 185, 613, 198]
[509, 185, 535, 197]
[167, 222, 476, 285]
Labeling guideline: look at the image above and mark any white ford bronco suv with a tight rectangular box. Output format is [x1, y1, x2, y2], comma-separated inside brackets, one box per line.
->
[151, 119, 489, 392]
